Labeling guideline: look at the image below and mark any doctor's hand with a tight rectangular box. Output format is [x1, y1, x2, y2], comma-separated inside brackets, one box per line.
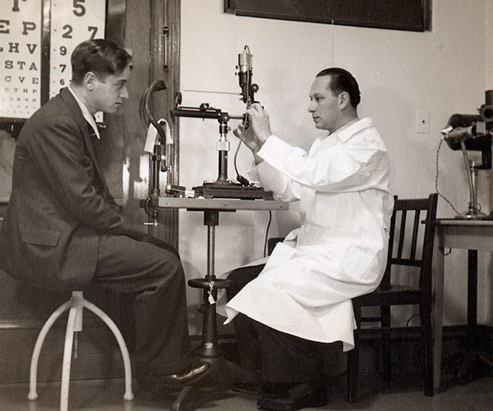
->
[233, 120, 261, 153]
[245, 103, 272, 146]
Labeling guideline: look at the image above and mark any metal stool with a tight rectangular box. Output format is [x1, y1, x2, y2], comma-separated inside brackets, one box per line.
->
[27, 291, 134, 411]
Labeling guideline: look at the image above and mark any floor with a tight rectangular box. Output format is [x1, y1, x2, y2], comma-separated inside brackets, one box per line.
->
[0, 371, 491, 411]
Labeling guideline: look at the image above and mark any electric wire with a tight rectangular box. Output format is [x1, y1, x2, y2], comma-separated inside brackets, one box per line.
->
[435, 138, 462, 216]
[232, 122, 253, 186]
[264, 210, 272, 257]
[232, 123, 273, 257]
[435, 139, 470, 255]
[233, 130, 244, 181]
[233, 129, 273, 257]
[405, 313, 420, 327]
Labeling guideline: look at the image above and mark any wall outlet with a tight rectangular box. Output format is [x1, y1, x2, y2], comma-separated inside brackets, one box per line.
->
[416, 110, 430, 134]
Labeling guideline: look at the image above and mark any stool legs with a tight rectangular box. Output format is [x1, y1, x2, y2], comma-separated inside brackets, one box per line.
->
[28, 291, 134, 410]
[60, 300, 79, 411]
[82, 297, 134, 401]
[28, 299, 72, 401]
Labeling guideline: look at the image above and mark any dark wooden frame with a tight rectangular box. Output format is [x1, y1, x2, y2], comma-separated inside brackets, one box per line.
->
[224, 0, 432, 32]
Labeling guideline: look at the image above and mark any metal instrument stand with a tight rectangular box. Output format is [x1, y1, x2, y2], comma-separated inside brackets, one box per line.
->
[152, 197, 288, 411]
[188, 209, 230, 360]
[172, 209, 244, 411]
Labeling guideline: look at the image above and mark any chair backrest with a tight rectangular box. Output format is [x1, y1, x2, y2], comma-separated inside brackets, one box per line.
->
[380, 193, 438, 294]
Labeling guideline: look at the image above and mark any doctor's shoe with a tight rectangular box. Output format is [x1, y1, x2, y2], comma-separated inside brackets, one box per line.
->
[256, 381, 328, 411]
[232, 378, 292, 396]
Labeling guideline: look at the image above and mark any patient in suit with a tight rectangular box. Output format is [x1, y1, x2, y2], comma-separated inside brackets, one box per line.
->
[0, 38, 208, 393]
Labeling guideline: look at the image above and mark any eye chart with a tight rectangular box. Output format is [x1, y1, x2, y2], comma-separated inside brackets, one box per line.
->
[0, 0, 106, 120]
[50, 0, 106, 98]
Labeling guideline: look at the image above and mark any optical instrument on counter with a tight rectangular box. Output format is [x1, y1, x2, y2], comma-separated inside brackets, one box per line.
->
[440, 90, 493, 219]
[171, 45, 273, 200]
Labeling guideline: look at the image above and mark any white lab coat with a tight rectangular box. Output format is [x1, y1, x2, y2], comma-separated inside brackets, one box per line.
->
[224, 117, 393, 351]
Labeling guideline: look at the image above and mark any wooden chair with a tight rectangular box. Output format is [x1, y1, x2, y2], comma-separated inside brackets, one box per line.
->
[347, 193, 438, 402]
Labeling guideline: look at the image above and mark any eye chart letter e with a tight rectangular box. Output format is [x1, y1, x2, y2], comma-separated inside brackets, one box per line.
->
[50, 0, 106, 98]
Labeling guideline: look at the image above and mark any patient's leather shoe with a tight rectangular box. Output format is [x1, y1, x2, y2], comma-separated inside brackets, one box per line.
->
[256, 382, 328, 410]
[161, 361, 210, 386]
[138, 361, 210, 394]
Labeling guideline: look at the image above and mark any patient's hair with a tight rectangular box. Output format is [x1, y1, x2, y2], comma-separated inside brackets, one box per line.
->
[71, 38, 132, 84]
[316, 67, 361, 108]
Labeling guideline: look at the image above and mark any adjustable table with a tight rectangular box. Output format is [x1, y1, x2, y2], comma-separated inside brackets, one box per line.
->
[153, 196, 288, 410]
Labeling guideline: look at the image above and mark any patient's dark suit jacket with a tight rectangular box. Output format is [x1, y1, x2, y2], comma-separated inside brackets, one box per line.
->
[0, 88, 144, 290]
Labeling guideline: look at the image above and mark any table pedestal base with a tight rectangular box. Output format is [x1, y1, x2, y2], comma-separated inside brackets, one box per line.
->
[171, 356, 260, 411]
[171, 278, 259, 410]
[152, 202, 287, 409]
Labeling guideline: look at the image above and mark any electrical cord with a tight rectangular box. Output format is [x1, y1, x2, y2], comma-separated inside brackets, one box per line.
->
[233, 130, 250, 186]
[264, 210, 272, 257]
[231, 118, 273, 257]
[405, 313, 420, 327]
[435, 139, 461, 256]
[435, 138, 462, 216]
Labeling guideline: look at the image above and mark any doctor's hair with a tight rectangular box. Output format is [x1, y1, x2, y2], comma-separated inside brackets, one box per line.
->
[71, 38, 132, 85]
[316, 67, 361, 108]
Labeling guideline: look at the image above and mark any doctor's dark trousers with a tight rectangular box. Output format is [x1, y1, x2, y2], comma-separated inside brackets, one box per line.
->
[92, 234, 193, 383]
[227, 265, 328, 384]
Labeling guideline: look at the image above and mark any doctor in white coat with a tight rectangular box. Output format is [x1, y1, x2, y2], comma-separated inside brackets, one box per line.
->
[224, 68, 393, 410]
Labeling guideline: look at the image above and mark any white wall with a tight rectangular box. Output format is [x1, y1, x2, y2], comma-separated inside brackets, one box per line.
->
[179, 0, 492, 331]
[487, 1, 493, 88]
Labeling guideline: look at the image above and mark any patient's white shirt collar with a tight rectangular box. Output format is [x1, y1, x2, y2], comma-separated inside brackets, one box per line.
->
[68, 85, 101, 139]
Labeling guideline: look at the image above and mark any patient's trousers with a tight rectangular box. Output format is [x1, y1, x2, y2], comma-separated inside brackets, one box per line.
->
[227, 265, 328, 384]
[93, 234, 192, 381]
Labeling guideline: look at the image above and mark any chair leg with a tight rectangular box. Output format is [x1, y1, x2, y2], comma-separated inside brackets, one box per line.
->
[28, 299, 72, 401]
[347, 341, 360, 403]
[382, 306, 392, 383]
[60, 304, 79, 411]
[83, 299, 134, 401]
[421, 305, 434, 396]
[347, 302, 362, 403]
